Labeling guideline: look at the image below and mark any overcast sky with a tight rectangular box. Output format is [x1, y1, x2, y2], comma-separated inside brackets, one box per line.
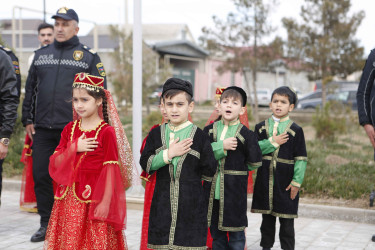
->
[3, 0, 375, 55]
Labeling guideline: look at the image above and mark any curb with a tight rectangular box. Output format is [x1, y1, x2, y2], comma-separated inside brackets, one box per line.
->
[5, 179, 375, 224]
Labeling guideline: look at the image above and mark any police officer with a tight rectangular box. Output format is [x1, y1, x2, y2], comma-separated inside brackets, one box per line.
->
[22, 7, 107, 242]
[0, 49, 19, 207]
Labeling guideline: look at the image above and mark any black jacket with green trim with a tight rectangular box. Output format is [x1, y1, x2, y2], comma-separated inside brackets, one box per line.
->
[251, 120, 307, 218]
[139, 124, 217, 249]
[203, 122, 262, 231]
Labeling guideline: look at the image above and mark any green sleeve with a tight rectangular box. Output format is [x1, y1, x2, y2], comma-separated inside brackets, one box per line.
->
[291, 160, 307, 187]
[211, 141, 227, 160]
[150, 150, 167, 171]
[258, 139, 277, 155]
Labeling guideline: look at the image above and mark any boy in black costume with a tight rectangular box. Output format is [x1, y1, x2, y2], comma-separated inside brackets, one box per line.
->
[251, 86, 308, 250]
[140, 78, 217, 249]
[203, 86, 262, 249]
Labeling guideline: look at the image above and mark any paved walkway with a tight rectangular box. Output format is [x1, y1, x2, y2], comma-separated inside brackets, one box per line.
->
[1, 190, 375, 250]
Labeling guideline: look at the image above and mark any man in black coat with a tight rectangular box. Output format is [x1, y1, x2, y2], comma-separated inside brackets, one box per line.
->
[356, 49, 375, 242]
[22, 7, 107, 242]
[0, 49, 19, 207]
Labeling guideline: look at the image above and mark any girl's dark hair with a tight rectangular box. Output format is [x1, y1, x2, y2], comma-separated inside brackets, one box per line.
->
[271, 86, 297, 105]
[220, 89, 243, 106]
[82, 88, 109, 123]
[163, 89, 193, 103]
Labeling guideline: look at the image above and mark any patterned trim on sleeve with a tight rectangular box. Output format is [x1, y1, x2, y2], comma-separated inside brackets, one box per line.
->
[146, 155, 155, 174]
[294, 156, 308, 161]
[268, 137, 280, 148]
[163, 150, 170, 164]
[291, 181, 301, 188]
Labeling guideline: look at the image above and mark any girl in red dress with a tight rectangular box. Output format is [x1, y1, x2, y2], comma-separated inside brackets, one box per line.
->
[44, 73, 133, 250]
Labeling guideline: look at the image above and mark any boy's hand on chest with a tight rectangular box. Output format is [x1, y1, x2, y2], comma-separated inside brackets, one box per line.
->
[168, 138, 193, 158]
[272, 132, 289, 146]
[223, 137, 237, 151]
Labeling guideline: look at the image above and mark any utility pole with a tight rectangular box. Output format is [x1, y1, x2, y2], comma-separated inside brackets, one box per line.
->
[129, 0, 144, 195]
[43, 0, 46, 22]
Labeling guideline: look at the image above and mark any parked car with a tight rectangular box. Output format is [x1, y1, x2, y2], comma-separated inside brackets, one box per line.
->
[250, 88, 271, 106]
[148, 86, 163, 99]
[296, 88, 357, 110]
[296, 90, 323, 109]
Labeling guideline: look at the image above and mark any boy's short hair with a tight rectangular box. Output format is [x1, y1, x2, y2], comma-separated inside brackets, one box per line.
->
[163, 89, 193, 104]
[271, 86, 297, 105]
[220, 86, 247, 106]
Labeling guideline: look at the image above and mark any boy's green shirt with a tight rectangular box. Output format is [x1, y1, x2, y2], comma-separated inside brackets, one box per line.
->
[258, 115, 307, 187]
[212, 119, 259, 200]
[150, 121, 193, 177]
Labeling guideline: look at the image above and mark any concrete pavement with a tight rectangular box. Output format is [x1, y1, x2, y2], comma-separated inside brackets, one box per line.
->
[1, 189, 375, 249]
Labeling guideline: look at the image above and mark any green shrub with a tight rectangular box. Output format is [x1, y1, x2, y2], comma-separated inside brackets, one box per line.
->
[142, 111, 162, 135]
[312, 101, 347, 142]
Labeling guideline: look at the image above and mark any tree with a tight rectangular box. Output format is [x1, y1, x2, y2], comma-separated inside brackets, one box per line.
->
[199, 0, 277, 123]
[109, 25, 172, 113]
[282, 0, 364, 105]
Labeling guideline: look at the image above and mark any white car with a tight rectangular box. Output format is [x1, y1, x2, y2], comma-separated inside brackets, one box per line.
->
[250, 89, 271, 106]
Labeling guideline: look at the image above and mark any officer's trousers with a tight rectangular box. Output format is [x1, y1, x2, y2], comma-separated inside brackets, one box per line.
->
[32, 128, 62, 227]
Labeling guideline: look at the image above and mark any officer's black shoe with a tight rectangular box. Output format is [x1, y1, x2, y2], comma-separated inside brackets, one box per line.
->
[372, 234, 375, 242]
[30, 226, 47, 242]
[263, 248, 271, 250]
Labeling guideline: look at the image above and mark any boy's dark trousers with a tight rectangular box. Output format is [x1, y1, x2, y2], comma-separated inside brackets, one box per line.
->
[210, 199, 246, 250]
[260, 214, 295, 250]
[32, 128, 62, 227]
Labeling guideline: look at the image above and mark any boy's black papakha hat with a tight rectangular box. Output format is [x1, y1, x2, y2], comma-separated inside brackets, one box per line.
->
[162, 78, 193, 98]
[52, 7, 79, 23]
[222, 86, 247, 106]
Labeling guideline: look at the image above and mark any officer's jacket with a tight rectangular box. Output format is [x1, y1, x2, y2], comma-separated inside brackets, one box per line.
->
[0, 50, 19, 138]
[22, 35, 107, 129]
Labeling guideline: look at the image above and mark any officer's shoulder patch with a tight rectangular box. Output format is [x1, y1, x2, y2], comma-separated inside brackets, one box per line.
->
[83, 45, 96, 54]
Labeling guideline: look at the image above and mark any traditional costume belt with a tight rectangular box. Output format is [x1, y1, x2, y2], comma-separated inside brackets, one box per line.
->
[262, 156, 308, 164]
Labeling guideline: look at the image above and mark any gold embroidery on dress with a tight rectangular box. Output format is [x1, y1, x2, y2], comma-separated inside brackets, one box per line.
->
[103, 161, 119, 165]
[70, 120, 78, 141]
[78, 119, 104, 132]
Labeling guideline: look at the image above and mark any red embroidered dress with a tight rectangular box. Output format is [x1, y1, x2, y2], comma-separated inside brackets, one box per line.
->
[44, 119, 127, 250]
